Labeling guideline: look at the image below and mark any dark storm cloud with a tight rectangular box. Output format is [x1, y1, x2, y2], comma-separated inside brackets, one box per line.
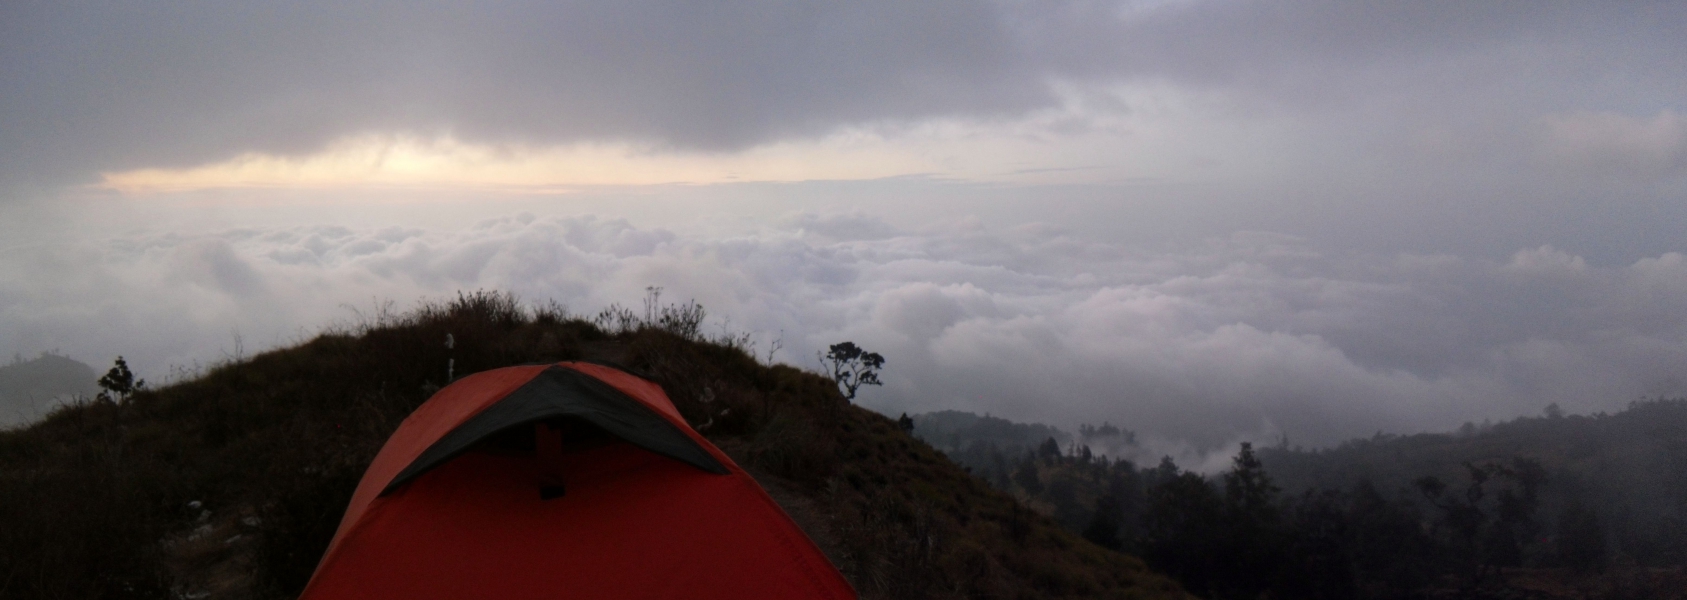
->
[1, 0, 1040, 185]
[5, 1, 1682, 187]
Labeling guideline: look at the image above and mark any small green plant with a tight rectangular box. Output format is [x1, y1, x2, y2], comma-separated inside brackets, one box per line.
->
[96, 356, 145, 403]
[821, 342, 884, 401]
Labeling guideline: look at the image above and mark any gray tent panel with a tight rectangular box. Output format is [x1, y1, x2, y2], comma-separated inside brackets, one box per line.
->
[381, 365, 727, 496]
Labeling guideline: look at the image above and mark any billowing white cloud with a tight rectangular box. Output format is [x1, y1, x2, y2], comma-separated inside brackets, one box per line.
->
[6, 211, 1684, 449]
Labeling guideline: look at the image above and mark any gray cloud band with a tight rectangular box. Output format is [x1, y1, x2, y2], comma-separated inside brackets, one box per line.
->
[3, 1, 1682, 187]
[4, 213, 1683, 449]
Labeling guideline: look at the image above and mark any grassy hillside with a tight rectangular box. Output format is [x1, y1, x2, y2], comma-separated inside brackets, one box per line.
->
[0, 292, 1187, 600]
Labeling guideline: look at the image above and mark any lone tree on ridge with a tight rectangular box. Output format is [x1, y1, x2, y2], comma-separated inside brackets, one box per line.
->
[821, 342, 884, 401]
[96, 356, 145, 403]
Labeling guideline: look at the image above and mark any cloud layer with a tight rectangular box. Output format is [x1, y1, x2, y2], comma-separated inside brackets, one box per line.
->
[5, 1, 1683, 188]
[3, 0, 1684, 459]
[3, 0, 1044, 185]
[6, 211, 1684, 448]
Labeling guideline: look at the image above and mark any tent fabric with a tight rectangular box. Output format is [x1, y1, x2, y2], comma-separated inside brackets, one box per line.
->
[382, 365, 727, 496]
[299, 362, 856, 600]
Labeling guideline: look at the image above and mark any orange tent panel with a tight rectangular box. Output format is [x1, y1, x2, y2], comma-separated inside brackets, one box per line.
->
[300, 362, 855, 600]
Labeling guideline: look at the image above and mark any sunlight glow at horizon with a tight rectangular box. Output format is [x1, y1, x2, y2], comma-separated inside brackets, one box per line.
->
[98, 134, 934, 194]
[96, 86, 1228, 195]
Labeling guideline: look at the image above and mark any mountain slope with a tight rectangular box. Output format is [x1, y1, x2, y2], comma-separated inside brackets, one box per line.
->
[910, 405, 1687, 599]
[1256, 402, 1687, 567]
[0, 293, 1187, 600]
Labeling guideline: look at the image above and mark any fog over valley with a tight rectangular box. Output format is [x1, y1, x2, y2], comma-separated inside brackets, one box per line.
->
[6, 197, 1684, 451]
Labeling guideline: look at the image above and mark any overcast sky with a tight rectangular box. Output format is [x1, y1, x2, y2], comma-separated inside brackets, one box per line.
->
[3, 1, 1684, 454]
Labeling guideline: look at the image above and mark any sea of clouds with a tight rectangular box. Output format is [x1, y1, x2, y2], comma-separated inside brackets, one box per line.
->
[4, 210, 1684, 456]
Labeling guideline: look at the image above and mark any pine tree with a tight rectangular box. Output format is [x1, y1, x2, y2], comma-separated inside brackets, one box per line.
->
[96, 356, 145, 403]
[1219, 442, 1283, 599]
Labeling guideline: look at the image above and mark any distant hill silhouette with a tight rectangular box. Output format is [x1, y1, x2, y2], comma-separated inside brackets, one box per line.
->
[913, 409, 1074, 455]
[0, 353, 96, 427]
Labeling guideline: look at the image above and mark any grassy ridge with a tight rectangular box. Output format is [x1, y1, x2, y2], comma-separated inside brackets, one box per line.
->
[0, 292, 1186, 600]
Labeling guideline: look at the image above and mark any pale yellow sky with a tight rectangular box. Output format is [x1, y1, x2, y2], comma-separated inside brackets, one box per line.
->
[100, 133, 926, 193]
[97, 85, 1253, 195]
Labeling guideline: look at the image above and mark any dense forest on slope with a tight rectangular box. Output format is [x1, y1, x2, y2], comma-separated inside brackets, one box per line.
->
[914, 405, 1687, 599]
[0, 292, 1186, 600]
[1258, 402, 1687, 568]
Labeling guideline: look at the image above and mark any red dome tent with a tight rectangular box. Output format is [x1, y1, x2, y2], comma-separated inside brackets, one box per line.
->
[299, 362, 855, 600]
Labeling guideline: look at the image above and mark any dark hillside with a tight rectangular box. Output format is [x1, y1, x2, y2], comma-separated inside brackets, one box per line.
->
[917, 406, 1687, 599]
[1257, 402, 1687, 569]
[0, 292, 1187, 600]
